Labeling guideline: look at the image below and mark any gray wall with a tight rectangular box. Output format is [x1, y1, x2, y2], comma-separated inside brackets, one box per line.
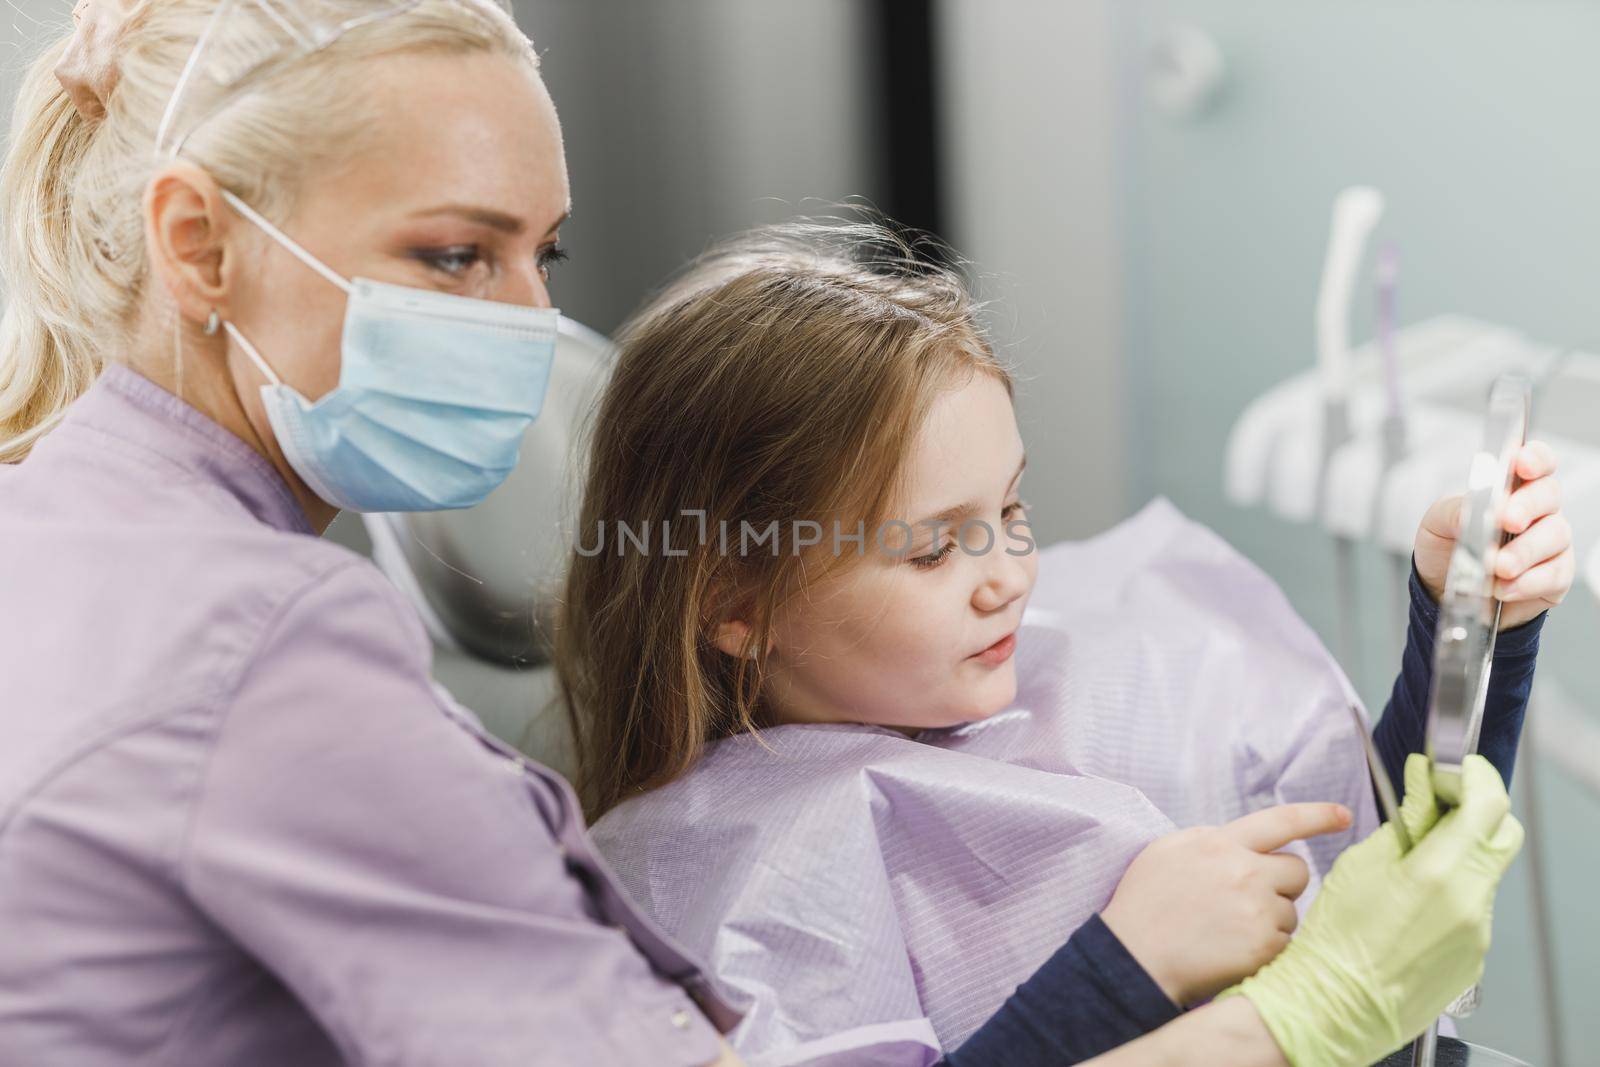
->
[938, 0, 1129, 541]
[518, 0, 880, 334]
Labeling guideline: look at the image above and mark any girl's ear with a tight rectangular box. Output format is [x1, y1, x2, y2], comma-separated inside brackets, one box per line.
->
[704, 577, 772, 660]
[711, 618, 757, 660]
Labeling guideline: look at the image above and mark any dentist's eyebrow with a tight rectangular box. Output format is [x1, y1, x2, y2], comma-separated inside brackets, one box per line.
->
[409, 205, 571, 237]
[912, 454, 1028, 528]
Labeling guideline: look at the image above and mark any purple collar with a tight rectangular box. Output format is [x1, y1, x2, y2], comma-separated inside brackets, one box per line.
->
[68, 363, 316, 536]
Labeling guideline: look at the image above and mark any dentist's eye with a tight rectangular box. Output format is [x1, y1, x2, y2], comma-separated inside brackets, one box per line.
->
[537, 243, 569, 279]
[910, 541, 957, 570]
[414, 246, 482, 276]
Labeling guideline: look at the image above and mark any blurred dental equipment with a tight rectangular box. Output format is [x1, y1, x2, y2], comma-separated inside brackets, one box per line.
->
[1225, 188, 1600, 1067]
[1315, 186, 1386, 676]
[1378, 243, 1411, 629]
[1377, 244, 1406, 454]
[1224, 188, 1600, 670]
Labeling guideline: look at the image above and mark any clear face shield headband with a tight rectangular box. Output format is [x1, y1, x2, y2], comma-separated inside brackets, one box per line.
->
[155, 0, 504, 159]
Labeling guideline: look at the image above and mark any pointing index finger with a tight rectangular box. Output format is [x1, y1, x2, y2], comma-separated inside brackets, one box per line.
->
[1222, 802, 1353, 853]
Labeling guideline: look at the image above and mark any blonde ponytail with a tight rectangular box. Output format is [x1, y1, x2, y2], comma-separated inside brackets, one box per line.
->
[0, 37, 107, 463]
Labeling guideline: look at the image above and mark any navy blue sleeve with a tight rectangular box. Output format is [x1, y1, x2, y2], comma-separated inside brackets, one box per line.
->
[938, 914, 1180, 1067]
[1371, 558, 1544, 804]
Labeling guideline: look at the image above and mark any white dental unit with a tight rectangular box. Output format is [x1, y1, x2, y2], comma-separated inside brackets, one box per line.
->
[1227, 186, 1600, 1067]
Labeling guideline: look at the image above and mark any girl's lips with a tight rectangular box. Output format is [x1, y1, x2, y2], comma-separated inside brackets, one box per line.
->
[971, 631, 1017, 666]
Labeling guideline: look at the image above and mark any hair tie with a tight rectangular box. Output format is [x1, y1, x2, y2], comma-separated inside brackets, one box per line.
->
[55, 0, 130, 121]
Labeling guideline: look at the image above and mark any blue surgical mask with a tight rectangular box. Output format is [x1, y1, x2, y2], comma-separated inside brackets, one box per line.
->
[217, 188, 559, 513]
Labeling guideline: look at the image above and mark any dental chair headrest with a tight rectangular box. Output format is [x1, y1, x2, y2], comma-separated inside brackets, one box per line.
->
[363, 316, 614, 667]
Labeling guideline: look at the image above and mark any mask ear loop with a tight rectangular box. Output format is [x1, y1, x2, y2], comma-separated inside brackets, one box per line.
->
[219, 188, 353, 294]
[215, 187, 353, 389]
[224, 319, 284, 388]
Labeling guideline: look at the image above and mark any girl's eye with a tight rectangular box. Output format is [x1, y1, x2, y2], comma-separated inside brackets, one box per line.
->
[537, 243, 569, 279]
[1003, 498, 1031, 521]
[415, 246, 482, 276]
[910, 541, 957, 570]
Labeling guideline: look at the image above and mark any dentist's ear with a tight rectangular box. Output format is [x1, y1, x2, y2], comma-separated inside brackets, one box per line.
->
[142, 161, 237, 330]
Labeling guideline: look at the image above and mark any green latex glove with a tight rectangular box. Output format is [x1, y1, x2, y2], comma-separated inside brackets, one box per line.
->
[1221, 753, 1524, 1067]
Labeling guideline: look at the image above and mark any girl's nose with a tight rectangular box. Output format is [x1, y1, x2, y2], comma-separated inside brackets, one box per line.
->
[972, 538, 1032, 613]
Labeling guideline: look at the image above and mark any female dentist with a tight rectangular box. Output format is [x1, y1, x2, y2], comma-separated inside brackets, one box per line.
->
[0, 1, 1525, 1064]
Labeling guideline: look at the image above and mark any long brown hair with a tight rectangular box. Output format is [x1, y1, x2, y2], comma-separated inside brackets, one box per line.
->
[554, 216, 1013, 820]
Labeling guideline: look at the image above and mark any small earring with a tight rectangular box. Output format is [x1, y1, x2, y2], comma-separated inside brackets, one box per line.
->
[202, 309, 220, 336]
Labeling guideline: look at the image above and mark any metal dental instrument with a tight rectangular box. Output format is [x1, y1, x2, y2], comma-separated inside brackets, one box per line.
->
[1345, 701, 1409, 852]
[1409, 372, 1531, 1067]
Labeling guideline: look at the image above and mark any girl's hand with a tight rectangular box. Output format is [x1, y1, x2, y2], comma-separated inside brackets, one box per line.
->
[1413, 440, 1575, 630]
[1099, 803, 1353, 1007]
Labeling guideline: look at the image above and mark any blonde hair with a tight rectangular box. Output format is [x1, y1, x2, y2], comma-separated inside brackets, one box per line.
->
[554, 216, 1012, 820]
[0, 0, 536, 462]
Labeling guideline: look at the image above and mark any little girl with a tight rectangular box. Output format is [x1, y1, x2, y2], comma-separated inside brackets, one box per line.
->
[555, 218, 1568, 1066]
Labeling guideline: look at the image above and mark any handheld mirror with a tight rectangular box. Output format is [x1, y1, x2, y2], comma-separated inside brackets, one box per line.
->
[1423, 373, 1531, 807]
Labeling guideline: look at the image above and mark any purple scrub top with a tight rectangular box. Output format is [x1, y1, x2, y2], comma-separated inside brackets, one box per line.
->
[0, 363, 739, 1065]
